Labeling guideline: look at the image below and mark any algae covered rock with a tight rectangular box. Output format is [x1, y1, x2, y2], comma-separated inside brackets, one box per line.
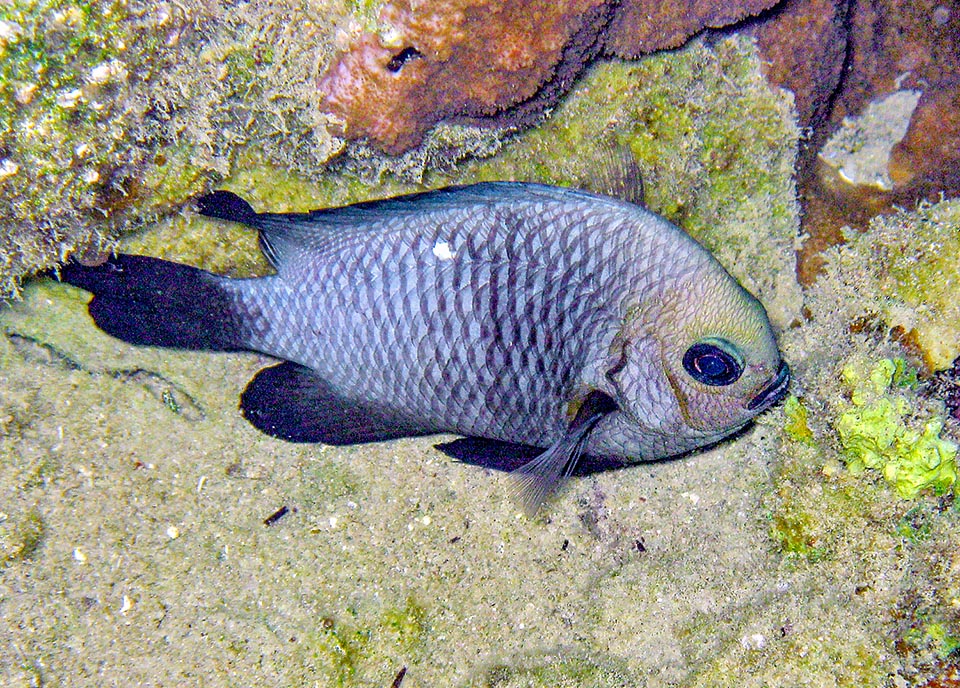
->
[861, 201, 960, 372]
[0, 0, 348, 297]
[841, 200, 960, 372]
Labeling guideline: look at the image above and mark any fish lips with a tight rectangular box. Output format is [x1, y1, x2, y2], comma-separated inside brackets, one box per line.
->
[746, 362, 791, 412]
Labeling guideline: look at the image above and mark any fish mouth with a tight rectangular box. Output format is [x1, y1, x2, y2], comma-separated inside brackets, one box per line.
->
[747, 362, 791, 412]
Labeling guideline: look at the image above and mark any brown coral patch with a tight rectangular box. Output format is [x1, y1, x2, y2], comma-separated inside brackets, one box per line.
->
[318, 0, 784, 154]
[750, 0, 849, 137]
[318, 0, 615, 155]
[751, 0, 960, 284]
[889, 85, 960, 196]
[822, 0, 960, 202]
[605, 0, 778, 58]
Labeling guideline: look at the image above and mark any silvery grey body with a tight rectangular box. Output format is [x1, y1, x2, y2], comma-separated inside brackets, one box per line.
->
[217, 183, 746, 460]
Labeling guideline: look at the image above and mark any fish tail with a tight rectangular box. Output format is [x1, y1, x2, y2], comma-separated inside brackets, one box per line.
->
[59, 255, 248, 352]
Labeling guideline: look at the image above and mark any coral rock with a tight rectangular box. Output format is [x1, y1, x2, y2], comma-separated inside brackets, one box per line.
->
[750, 0, 849, 137]
[318, 0, 783, 154]
[826, 0, 960, 200]
[606, 0, 778, 58]
[889, 84, 960, 197]
[763, 0, 960, 283]
[318, 0, 615, 155]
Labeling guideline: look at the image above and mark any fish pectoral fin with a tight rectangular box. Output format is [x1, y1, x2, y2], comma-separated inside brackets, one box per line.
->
[240, 361, 432, 445]
[511, 389, 618, 516]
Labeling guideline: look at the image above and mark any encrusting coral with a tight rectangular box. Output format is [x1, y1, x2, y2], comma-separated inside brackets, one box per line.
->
[318, 0, 613, 154]
[317, 0, 780, 154]
[751, 0, 960, 283]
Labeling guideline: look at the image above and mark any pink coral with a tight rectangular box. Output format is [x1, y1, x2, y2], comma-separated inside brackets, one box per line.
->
[318, 0, 611, 154]
[317, 0, 780, 154]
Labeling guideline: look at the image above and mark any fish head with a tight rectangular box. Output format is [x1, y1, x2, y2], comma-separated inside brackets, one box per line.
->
[606, 266, 789, 455]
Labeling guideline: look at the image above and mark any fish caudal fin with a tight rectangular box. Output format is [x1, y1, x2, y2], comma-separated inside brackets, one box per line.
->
[59, 255, 247, 352]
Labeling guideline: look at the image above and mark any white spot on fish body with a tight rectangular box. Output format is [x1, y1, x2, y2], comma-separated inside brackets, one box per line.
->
[432, 240, 456, 261]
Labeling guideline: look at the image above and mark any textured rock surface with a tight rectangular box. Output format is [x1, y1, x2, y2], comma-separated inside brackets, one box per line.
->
[317, 0, 781, 153]
[605, 0, 775, 57]
[318, 0, 613, 154]
[750, 0, 849, 138]
[0, 0, 346, 297]
[751, 0, 960, 283]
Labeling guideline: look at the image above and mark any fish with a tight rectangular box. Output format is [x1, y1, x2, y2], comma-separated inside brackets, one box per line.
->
[59, 165, 789, 511]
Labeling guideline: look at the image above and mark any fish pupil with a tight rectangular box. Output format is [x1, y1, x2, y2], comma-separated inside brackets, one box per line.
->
[682, 340, 743, 386]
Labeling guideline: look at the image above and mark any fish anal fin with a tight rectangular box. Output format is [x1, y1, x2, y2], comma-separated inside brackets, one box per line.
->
[240, 362, 432, 444]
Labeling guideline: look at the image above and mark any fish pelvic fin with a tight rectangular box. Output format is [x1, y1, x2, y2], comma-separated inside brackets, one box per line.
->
[511, 389, 618, 516]
[59, 254, 248, 352]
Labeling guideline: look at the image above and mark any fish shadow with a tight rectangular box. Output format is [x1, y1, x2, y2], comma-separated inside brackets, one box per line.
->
[435, 421, 757, 477]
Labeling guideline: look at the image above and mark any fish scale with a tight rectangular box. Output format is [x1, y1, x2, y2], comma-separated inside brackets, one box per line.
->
[60, 177, 789, 509]
[239, 197, 625, 448]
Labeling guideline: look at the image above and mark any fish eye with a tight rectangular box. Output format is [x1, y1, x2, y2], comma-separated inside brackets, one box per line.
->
[682, 338, 743, 386]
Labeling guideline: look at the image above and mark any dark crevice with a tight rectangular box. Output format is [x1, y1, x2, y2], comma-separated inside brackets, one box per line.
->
[386, 47, 422, 73]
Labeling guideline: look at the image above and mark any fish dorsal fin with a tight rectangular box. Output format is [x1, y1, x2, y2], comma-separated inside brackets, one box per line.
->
[576, 146, 646, 208]
[195, 181, 641, 270]
[511, 389, 618, 516]
[240, 361, 435, 444]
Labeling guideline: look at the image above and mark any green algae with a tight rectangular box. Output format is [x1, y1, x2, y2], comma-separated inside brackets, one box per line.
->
[783, 395, 816, 446]
[835, 357, 957, 498]
[770, 509, 829, 561]
[0, 507, 46, 564]
[382, 595, 428, 657]
[289, 597, 429, 685]
[765, 451, 883, 564]
[303, 618, 369, 687]
[466, 653, 641, 687]
[921, 621, 960, 659]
